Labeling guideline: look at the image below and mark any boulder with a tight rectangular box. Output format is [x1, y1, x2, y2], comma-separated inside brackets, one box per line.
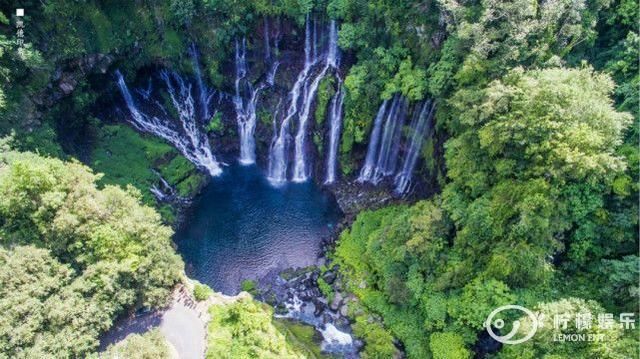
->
[58, 76, 76, 95]
[339, 304, 348, 317]
[330, 291, 343, 311]
[334, 316, 351, 332]
[322, 270, 336, 284]
[313, 299, 326, 316]
[310, 271, 319, 282]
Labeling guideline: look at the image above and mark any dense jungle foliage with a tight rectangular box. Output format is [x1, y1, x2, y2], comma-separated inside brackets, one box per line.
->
[0, 149, 183, 356]
[0, 0, 637, 358]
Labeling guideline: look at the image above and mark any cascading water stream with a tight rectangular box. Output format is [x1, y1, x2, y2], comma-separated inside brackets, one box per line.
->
[267, 61, 280, 86]
[162, 70, 225, 175]
[137, 79, 153, 100]
[277, 293, 358, 358]
[234, 17, 285, 166]
[304, 14, 312, 65]
[326, 20, 338, 68]
[312, 17, 318, 61]
[291, 20, 340, 182]
[263, 17, 271, 62]
[189, 44, 214, 122]
[369, 96, 400, 183]
[386, 100, 406, 176]
[150, 170, 180, 202]
[267, 15, 315, 184]
[357, 99, 389, 182]
[268, 17, 342, 184]
[266, 20, 281, 86]
[357, 94, 408, 184]
[370, 95, 407, 184]
[290, 63, 331, 182]
[394, 100, 436, 194]
[234, 39, 268, 165]
[323, 80, 344, 184]
[115, 70, 222, 176]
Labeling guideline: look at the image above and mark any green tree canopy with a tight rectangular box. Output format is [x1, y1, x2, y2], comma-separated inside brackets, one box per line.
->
[206, 296, 305, 358]
[0, 150, 183, 357]
[99, 329, 171, 359]
[444, 66, 632, 285]
[334, 66, 635, 358]
[0, 151, 184, 306]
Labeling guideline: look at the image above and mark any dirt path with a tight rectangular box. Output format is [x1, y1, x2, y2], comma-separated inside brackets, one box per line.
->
[100, 284, 248, 359]
[160, 291, 205, 359]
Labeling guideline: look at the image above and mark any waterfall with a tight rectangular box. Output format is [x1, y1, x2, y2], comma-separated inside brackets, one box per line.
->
[357, 94, 408, 184]
[326, 20, 339, 68]
[266, 73, 305, 183]
[267, 61, 280, 86]
[357, 100, 388, 182]
[150, 170, 178, 201]
[371, 95, 407, 184]
[137, 79, 153, 100]
[291, 20, 340, 182]
[267, 14, 316, 183]
[234, 39, 267, 165]
[394, 100, 436, 194]
[189, 44, 214, 122]
[266, 17, 341, 184]
[290, 63, 331, 182]
[161, 70, 225, 175]
[266, 19, 281, 85]
[115, 70, 222, 176]
[312, 17, 318, 61]
[304, 14, 312, 65]
[323, 80, 344, 184]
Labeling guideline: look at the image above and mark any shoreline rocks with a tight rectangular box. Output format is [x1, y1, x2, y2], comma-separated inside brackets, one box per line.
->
[255, 266, 361, 358]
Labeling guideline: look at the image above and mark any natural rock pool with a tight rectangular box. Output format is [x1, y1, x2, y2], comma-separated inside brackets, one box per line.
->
[174, 164, 343, 294]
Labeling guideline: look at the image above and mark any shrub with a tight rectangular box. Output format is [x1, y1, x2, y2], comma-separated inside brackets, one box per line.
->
[193, 284, 213, 301]
[240, 279, 257, 293]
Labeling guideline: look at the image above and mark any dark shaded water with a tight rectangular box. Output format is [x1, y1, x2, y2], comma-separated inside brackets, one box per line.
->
[175, 164, 342, 294]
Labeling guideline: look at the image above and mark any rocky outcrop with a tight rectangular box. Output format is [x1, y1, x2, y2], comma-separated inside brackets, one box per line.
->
[47, 53, 114, 104]
[255, 266, 362, 358]
[331, 179, 395, 215]
[12, 53, 115, 132]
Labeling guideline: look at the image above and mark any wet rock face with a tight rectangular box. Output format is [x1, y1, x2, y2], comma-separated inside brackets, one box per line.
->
[332, 179, 395, 215]
[44, 53, 115, 106]
[10, 53, 116, 131]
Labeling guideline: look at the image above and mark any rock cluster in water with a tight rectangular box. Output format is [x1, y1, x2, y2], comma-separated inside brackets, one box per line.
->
[256, 264, 362, 358]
